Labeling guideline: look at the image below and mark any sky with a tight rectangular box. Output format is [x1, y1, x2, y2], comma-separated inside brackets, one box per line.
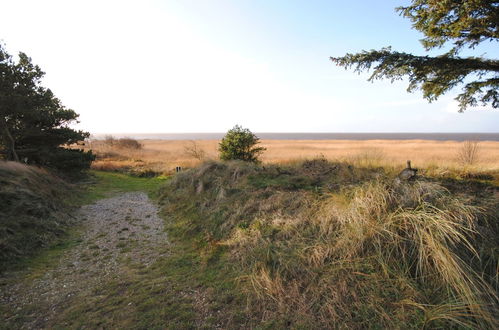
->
[1, 0, 498, 133]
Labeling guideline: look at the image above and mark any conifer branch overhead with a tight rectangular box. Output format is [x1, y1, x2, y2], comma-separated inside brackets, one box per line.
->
[331, 0, 499, 112]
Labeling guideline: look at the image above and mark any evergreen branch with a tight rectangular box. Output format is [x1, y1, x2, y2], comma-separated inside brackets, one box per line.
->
[330, 48, 499, 110]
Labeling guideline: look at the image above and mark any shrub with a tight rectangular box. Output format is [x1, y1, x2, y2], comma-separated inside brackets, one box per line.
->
[218, 125, 266, 162]
[116, 137, 142, 149]
[102, 136, 142, 149]
[184, 140, 206, 160]
[457, 140, 480, 166]
[103, 135, 116, 146]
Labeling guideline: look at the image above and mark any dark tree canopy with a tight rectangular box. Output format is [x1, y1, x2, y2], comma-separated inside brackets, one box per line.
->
[219, 125, 266, 163]
[0, 43, 94, 172]
[331, 0, 499, 111]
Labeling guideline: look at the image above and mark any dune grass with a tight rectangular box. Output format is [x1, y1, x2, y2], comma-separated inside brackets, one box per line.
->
[0, 161, 74, 270]
[160, 159, 499, 328]
[2, 158, 497, 327]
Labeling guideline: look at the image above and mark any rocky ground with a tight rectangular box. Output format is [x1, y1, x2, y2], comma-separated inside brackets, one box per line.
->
[0, 192, 168, 329]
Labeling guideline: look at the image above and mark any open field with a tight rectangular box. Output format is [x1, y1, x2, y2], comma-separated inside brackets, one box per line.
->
[86, 139, 499, 175]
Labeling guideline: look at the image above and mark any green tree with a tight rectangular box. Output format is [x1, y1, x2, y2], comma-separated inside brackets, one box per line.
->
[218, 125, 266, 162]
[331, 0, 499, 111]
[0, 43, 94, 172]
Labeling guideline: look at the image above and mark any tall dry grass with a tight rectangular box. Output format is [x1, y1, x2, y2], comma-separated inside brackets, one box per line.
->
[83, 139, 499, 175]
[0, 161, 72, 267]
[239, 181, 497, 328]
[161, 160, 499, 328]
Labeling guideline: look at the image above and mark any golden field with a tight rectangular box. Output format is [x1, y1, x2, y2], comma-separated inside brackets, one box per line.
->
[85, 139, 499, 175]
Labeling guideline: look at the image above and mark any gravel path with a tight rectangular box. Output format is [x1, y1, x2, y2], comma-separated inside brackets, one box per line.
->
[0, 192, 168, 329]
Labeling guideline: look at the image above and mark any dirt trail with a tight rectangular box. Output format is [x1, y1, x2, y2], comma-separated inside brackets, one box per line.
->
[0, 192, 168, 329]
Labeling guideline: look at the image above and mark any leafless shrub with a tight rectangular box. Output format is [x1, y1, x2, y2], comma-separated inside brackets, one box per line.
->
[184, 140, 206, 160]
[115, 137, 142, 149]
[103, 135, 115, 146]
[102, 135, 142, 149]
[457, 140, 480, 166]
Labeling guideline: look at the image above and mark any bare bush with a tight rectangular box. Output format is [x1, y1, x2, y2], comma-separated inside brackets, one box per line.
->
[102, 135, 142, 149]
[103, 135, 115, 146]
[457, 140, 480, 166]
[116, 137, 142, 149]
[184, 140, 206, 160]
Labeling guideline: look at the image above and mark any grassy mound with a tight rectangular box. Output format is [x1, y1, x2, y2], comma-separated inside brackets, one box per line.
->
[0, 161, 72, 269]
[160, 159, 499, 328]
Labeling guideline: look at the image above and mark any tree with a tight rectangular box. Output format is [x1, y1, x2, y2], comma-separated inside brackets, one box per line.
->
[330, 0, 499, 111]
[218, 125, 266, 162]
[0, 43, 94, 172]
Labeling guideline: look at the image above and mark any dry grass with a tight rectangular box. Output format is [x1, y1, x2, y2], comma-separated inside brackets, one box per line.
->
[83, 139, 499, 175]
[160, 160, 499, 328]
[0, 161, 73, 268]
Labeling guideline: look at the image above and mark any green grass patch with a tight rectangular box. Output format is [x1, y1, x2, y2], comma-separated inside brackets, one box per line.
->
[1, 228, 83, 280]
[41, 222, 253, 329]
[76, 170, 169, 204]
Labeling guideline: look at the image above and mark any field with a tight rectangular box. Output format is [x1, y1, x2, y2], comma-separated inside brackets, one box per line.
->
[2, 150, 498, 328]
[86, 138, 499, 175]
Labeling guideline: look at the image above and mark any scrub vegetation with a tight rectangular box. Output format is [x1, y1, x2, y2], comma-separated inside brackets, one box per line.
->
[84, 138, 499, 178]
[0, 161, 73, 269]
[160, 159, 499, 328]
[1, 157, 498, 328]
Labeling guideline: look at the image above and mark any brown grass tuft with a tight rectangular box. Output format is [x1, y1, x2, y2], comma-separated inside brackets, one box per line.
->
[161, 160, 499, 328]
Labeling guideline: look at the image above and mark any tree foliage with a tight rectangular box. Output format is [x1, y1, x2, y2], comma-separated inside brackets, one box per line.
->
[218, 125, 266, 162]
[331, 0, 499, 111]
[0, 43, 94, 172]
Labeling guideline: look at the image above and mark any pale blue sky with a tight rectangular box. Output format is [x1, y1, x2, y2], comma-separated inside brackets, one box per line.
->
[1, 0, 497, 133]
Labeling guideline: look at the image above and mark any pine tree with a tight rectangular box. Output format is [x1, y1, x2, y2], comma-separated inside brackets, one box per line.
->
[219, 125, 266, 162]
[0, 43, 94, 172]
[331, 0, 499, 111]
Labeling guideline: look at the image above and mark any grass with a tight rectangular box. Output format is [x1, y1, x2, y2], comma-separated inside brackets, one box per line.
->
[0, 167, 167, 271]
[1, 167, 251, 329]
[2, 158, 498, 328]
[159, 159, 499, 328]
[83, 138, 499, 175]
[48, 234, 252, 329]
[77, 170, 168, 204]
[0, 161, 74, 271]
